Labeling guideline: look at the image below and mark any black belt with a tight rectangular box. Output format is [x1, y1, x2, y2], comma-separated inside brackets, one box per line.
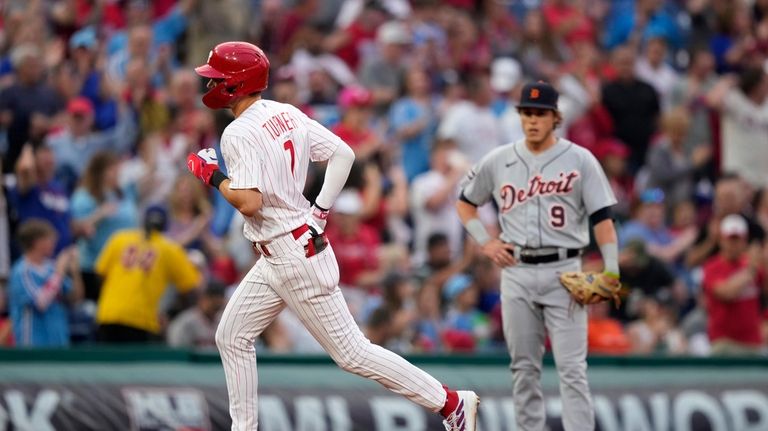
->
[515, 248, 582, 264]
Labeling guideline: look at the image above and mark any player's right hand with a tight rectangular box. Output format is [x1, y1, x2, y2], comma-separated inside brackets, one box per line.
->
[481, 239, 517, 267]
[187, 148, 220, 186]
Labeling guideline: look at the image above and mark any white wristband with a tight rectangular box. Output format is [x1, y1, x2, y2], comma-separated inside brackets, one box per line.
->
[465, 218, 491, 246]
[600, 242, 619, 276]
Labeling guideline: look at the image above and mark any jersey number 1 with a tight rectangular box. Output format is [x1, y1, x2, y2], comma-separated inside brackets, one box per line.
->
[283, 140, 295, 176]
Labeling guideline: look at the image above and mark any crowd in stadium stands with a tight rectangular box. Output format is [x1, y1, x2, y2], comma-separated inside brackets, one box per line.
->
[0, 0, 768, 356]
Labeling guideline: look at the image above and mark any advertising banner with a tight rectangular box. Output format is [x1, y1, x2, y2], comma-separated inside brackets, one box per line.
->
[0, 383, 766, 431]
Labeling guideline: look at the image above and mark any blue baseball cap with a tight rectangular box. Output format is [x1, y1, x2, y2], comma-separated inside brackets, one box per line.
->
[443, 274, 473, 301]
[70, 26, 97, 50]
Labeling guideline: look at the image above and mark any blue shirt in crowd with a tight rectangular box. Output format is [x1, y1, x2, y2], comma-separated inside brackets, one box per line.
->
[603, 3, 683, 50]
[46, 108, 138, 188]
[8, 257, 72, 347]
[389, 97, 436, 183]
[619, 220, 673, 249]
[8, 182, 72, 254]
[105, 7, 188, 88]
[80, 71, 119, 130]
[71, 185, 139, 271]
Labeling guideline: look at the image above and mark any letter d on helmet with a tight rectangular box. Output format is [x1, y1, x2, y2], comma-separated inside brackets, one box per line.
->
[195, 41, 270, 109]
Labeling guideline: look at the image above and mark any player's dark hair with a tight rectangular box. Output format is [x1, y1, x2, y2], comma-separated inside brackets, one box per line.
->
[553, 110, 563, 129]
[17, 218, 56, 252]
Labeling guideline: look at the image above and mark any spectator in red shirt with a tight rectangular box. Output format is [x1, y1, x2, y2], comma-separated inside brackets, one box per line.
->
[702, 214, 766, 355]
[328, 4, 384, 71]
[325, 190, 382, 318]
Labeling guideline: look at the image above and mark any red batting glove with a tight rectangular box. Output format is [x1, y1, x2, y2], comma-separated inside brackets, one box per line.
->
[187, 148, 220, 186]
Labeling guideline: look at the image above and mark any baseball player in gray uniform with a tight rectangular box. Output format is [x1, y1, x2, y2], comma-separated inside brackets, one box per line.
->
[456, 81, 619, 430]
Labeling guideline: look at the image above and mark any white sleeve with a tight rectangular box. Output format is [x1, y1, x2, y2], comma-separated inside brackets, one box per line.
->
[314, 142, 355, 210]
[220, 134, 264, 190]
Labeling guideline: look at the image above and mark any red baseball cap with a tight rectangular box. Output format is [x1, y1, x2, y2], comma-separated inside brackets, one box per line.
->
[67, 97, 94, 116]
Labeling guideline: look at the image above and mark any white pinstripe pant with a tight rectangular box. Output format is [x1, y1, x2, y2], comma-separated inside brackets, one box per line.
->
[216, 228, 447, 430]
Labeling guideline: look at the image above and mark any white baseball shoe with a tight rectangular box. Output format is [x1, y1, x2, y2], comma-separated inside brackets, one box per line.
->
[442, 390, 479, 431]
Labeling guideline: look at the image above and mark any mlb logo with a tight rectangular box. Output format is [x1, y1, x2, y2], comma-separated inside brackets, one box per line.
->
[123, 387, 211, 431]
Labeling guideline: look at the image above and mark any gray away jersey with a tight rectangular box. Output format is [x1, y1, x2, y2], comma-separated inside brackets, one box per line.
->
[461, 138, 616, 249]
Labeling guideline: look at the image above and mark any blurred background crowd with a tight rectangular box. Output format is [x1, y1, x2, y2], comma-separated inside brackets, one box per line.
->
[0, 0, 767, 357]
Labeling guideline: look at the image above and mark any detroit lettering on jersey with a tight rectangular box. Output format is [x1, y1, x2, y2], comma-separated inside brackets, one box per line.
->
[500, 171, 579, 212]
[261, 112, 299, 140]
[460, 139, 617, 249]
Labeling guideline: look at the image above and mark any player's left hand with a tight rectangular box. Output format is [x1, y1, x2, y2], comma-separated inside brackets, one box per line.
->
[481, 239, 517, 267]
[187, 148, 220, 186]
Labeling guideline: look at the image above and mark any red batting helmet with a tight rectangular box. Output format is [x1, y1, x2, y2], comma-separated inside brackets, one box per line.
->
[195, 42, 270, 109]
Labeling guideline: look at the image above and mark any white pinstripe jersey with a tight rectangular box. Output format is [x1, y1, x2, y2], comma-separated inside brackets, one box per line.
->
[220, 99, 342, 242]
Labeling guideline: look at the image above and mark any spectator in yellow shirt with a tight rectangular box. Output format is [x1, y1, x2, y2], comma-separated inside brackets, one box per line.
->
[95, 206, 201, 343]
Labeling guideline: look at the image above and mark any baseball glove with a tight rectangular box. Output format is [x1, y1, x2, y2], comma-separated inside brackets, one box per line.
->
[559, 272, 622, 307]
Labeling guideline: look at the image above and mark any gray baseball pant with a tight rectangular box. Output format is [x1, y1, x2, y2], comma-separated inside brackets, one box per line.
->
[500, 257, 595, 431]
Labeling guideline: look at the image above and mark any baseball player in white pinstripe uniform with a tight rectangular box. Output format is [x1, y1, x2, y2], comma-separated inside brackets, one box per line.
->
[186, 42, 479, 431]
